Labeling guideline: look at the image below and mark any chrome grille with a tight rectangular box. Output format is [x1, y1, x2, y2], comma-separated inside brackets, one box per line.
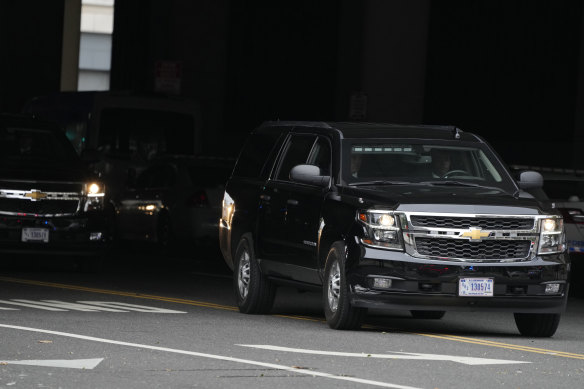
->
[410, 216, 534, 230]
[415, 237, 531, 260]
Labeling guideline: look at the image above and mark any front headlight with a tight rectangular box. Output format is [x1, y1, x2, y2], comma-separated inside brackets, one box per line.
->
[84, 181, 105, 211]
[538, 217, 566, 254]
[357, 210, 404, 251]
[221, 191, 235, 229]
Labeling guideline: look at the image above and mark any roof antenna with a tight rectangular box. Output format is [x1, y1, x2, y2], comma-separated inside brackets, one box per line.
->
[453, 127, 462, 140]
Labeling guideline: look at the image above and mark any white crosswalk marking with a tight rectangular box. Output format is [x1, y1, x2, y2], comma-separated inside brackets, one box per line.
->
[77, 301, 185, 313]
[0, 300, 185, 313]
[0, 300, 66, 311]
[12, 300, 127, 312]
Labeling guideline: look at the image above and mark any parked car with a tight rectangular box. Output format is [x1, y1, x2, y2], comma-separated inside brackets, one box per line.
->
[220, 121, 569, 337]
[510, 166, 584, 254]
[115, 155, 234, 256]
[510, 165, 584, 295]
[0, 113, 113, 269]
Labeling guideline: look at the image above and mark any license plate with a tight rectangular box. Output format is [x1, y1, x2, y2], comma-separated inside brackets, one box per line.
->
[459, 277, 493, 297]
[21, 228, 49, 243]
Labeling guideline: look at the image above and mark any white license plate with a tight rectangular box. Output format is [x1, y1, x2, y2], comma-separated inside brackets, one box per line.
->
[459, 277, 493, 297]
[21, 228, 49, 243]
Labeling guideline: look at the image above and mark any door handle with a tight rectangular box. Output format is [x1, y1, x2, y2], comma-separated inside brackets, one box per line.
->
[287, 199, 299, 206]
[260, 194, 271, 201]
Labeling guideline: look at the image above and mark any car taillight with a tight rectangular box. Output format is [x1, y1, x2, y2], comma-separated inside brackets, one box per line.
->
[558, 208, 584, 224]
[186, 190, 209, 207]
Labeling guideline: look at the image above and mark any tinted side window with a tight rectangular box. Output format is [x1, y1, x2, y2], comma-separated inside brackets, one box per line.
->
[233, 130, 285, 179]
[308, 137, 331, 176]
[276, 134, 317, 181]
[136, 165, 176, 188]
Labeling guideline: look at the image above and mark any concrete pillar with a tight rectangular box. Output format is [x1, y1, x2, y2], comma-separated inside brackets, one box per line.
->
[60, 0, 81, 91]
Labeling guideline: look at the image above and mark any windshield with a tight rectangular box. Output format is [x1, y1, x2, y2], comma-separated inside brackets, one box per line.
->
[0, 126, 80, 166]
[343, 141, 515, 192]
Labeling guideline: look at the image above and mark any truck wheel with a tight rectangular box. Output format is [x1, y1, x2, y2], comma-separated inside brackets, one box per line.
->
[514, 313, 561, 337]
[410, 310, 446, 319]
[233, 236, 275, 314]
[323, 243, 366, 330]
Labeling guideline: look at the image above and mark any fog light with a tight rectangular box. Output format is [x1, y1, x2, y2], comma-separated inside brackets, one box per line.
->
[372, 278, 392, 289]
[544, 283, 560, 295]
[90, 232, 103, 241]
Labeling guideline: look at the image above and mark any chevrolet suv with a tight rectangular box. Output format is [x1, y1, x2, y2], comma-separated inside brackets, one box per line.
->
[0, 114, 112, 269]
[219, 122, 569, 337]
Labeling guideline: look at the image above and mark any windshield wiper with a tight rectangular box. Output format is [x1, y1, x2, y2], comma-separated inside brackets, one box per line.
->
[349, 180, 412, 186]
[420, 180, 506, 192]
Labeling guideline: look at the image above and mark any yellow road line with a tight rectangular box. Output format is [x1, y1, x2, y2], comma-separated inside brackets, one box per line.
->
[0, 276, 238, 311]
[1, 276, 583, 360]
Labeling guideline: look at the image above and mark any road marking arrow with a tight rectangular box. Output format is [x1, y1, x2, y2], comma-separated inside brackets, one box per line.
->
[237, 345, 530, 365]
[0, 358, 103, 369]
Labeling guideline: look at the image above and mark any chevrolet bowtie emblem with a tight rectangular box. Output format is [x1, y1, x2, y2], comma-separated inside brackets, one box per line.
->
[460, 228, 490, 241]
[24, 190, 48, 201]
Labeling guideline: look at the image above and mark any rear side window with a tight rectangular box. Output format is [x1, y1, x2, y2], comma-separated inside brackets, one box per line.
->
[232, 129, 286, 179]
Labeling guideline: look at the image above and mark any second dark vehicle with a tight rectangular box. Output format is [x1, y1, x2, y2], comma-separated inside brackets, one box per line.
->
[0, 114, 112, 269]
[219, 122, 569, 337]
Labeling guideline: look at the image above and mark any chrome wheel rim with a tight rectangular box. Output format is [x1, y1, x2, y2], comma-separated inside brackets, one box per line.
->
[237, 250, 251, 300]
[327, 260, 341, 313]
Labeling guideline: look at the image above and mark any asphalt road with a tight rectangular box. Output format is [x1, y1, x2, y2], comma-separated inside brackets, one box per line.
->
[0, 248, 583, 389]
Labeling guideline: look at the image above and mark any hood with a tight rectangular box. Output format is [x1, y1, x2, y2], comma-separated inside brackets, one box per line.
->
[340, 184, 552, 215]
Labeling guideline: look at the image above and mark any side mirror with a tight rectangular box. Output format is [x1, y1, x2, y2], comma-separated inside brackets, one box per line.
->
[517, 170, 543, 190]
[290, 164, 330, 187]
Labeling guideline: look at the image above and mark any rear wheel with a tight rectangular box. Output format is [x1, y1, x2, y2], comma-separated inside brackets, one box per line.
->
[410, 310, 446, 319]
[514, 313, 561, 337]
[233, 236, 276, 314]
[323, 243, 366, 330]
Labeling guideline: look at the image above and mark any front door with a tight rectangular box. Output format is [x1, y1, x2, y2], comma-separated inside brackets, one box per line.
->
[258, 133, 331, 284]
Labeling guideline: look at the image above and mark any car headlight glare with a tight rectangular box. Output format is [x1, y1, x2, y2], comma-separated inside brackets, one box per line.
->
[85, 182, 105, 197]
[542, 218, 557, 233]
[83, 181, 105, 211]
[221, 191, 235, 229]
[358, 210, 403, 251]
[538, 217, 566, 255]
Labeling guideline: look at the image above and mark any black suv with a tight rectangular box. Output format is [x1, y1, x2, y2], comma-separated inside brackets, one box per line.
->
[219, 122, 569, 337]
[0, 114, 112, 268]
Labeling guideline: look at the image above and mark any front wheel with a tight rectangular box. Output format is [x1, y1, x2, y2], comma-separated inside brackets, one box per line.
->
[323, 243, 366, 330]
[514, 313, 561, 337]
[233, 236, 276, 314]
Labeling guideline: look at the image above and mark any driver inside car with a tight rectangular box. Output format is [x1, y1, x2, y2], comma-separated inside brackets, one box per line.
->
[430, 148, 452, 178]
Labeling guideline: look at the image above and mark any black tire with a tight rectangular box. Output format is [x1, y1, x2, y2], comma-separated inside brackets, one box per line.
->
[410, 310, 446, 320]
[323, 243, 366, 330]
[514, 313, 561, 337]
[233, 236, 276, 314]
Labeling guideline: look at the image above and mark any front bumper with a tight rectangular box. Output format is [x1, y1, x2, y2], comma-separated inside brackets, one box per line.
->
[348, 247, 569, 314]
[0, 214, 111, 256]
